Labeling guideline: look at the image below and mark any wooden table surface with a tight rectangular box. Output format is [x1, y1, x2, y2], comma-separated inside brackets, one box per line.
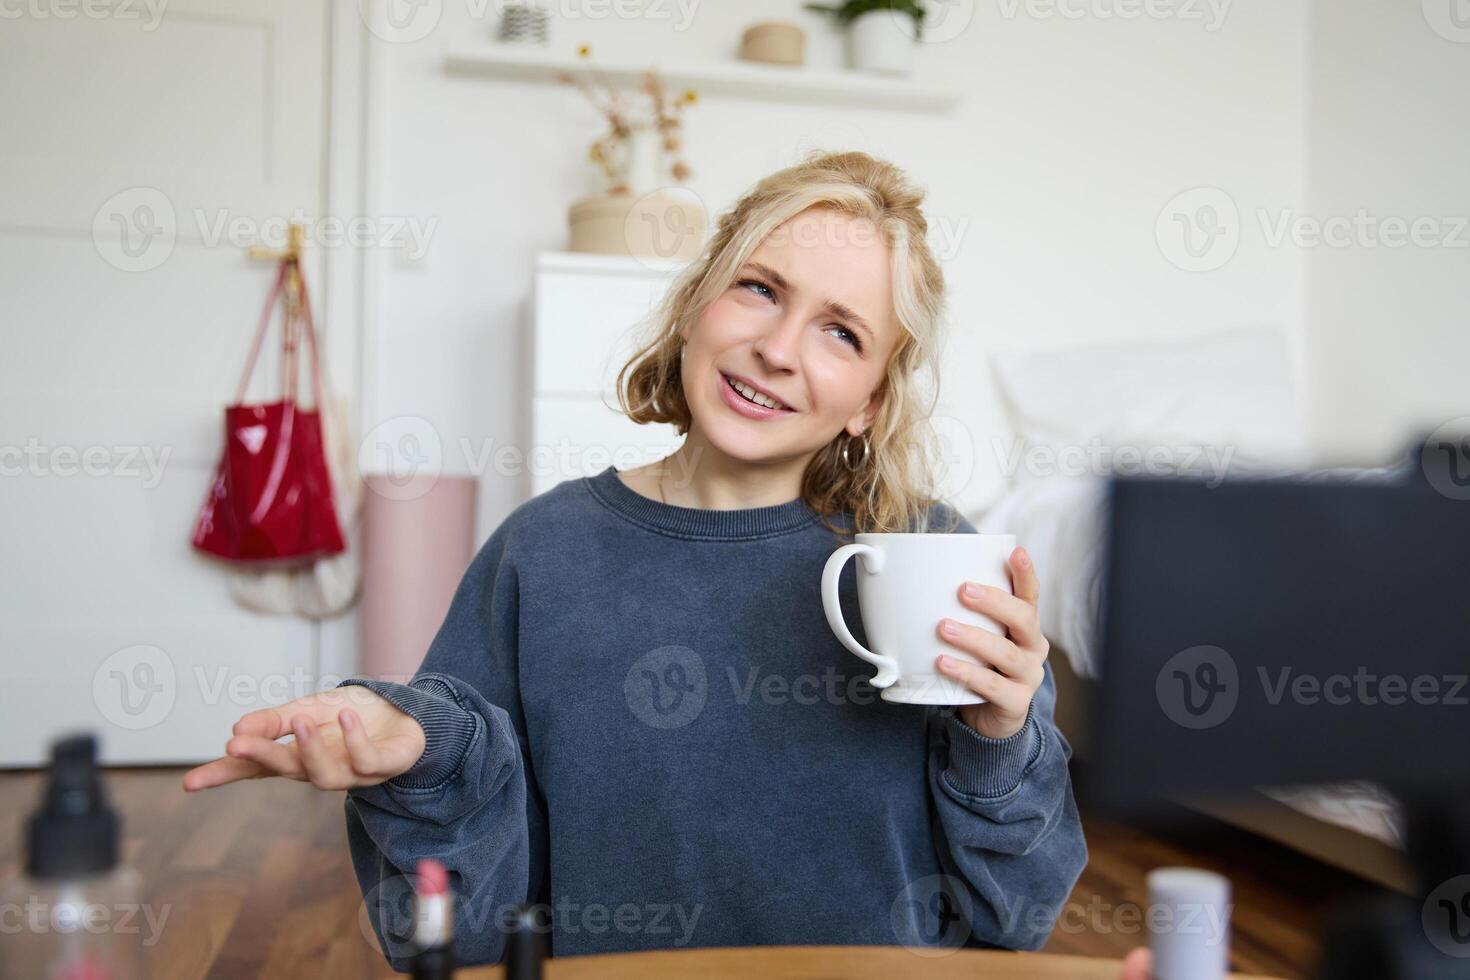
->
[0, 768, 1349, 978]
[447, 945, 1284, 979]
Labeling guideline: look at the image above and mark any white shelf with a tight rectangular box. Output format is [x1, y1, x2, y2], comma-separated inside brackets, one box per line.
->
[536, 250, 689, 278]
[445, 44, 963, 113]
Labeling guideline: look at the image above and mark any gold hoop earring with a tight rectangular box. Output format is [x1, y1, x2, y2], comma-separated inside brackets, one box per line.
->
[841, 432, 870, 472]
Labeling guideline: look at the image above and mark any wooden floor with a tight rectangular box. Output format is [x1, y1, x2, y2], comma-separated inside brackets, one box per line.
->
[0, 768, 1376, 979]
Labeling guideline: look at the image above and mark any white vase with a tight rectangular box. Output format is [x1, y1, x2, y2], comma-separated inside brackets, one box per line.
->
[624, 126, 662, 196]
[847, 9, 917, 76]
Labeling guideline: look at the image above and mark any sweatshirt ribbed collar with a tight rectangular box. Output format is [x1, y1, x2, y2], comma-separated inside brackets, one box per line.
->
[584, 465, 825, 541]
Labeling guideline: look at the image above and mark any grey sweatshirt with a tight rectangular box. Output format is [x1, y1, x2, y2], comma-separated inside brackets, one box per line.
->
[339, 464, 1087, 971]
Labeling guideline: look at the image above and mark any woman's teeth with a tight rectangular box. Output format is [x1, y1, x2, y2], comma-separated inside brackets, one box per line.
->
[727, 376, 789, 411]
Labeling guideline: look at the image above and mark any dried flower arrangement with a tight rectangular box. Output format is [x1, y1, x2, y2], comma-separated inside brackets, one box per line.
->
[556, 44, 698, 196]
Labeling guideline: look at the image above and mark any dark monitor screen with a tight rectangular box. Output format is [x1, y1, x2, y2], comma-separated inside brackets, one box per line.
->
[1082, 453, 1470, 814]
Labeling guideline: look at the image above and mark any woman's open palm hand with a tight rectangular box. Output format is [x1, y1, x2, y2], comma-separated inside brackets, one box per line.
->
[181, 686, 425, 793]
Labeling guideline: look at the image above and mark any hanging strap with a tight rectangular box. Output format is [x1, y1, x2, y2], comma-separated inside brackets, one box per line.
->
[292, 258, 326, 412]
[233, 260, 288, 406]
[232, 256, 326, 411]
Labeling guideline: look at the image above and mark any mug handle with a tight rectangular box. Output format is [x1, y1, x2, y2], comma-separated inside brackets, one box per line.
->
[821, 543, 901, 689]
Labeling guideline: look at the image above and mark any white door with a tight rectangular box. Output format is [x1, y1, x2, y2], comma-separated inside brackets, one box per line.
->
[0, 0, 347, 765]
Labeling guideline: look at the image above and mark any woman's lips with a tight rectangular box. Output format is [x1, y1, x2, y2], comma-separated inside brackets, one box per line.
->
[719, 372, 795, 419]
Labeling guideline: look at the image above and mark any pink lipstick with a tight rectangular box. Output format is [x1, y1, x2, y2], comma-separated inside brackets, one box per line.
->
[411, 858, 454, 980]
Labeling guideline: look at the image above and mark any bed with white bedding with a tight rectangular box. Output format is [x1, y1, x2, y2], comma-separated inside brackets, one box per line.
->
[968, 326, 1417, 891]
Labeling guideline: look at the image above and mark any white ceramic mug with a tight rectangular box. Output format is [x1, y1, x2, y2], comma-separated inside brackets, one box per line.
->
[821, 533, 1016, 705]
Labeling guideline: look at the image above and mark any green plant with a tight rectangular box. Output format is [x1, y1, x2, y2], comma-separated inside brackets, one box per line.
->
[804, 0, 928, 41]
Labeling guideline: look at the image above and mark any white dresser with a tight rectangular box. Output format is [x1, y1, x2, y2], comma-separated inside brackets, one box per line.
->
[529, 251, 691, 496]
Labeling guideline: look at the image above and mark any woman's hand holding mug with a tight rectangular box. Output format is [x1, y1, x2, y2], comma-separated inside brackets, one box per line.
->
[935, 545, 1051, 740]
[180, 685, 425, 792]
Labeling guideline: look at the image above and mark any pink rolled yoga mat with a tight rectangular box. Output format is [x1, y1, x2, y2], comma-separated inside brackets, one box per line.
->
[358, 474, 478, 683]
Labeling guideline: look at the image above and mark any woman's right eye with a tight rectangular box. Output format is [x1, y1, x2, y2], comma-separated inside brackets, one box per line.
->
[737, 278, 774, 300]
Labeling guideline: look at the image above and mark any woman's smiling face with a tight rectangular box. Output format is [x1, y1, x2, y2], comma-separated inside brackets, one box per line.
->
[681, 207, 899, 467]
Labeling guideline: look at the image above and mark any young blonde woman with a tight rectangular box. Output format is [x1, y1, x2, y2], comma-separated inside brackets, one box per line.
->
[183, 151, 1088, 969]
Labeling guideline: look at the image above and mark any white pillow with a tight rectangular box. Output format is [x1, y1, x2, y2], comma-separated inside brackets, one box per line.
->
[989, 326, 1306, 487]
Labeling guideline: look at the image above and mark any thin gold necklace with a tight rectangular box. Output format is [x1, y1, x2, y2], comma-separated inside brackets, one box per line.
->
[657, 469, 667, 505]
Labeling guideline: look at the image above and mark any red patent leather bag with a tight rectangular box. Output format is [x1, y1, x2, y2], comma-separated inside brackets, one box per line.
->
[191, 258, 346, 564]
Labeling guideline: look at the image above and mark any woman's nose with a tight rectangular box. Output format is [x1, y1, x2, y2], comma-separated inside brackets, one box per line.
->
[751, 312, 804, 372]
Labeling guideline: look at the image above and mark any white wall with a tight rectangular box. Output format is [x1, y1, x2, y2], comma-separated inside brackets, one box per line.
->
[365, 0, 1312, 534]
[0, 0, 349, 765]
[1305, 0, 1470, 466]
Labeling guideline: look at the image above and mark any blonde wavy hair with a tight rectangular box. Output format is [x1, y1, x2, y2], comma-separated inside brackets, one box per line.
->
[613, 150, 961, 540]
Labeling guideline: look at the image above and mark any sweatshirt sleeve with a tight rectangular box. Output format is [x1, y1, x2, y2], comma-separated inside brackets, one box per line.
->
[927, 662, 1088, 950]
[334, 519, 548, 972]
[921, 501, 1089, 951]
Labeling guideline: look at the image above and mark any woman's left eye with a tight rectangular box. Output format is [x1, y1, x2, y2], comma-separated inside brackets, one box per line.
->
[826, 326, 861, 351]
